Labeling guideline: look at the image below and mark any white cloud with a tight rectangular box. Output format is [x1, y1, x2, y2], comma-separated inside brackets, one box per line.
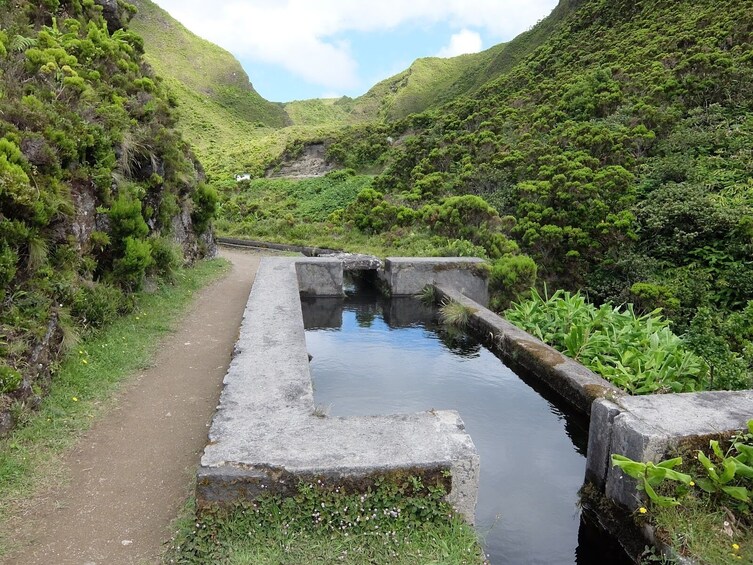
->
[437, 29, 483, 58]
[152, 0, 557, 94]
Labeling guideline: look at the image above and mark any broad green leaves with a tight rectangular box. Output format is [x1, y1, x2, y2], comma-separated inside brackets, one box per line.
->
[612, 423, 753, 510]
[505, 288, 707, 394]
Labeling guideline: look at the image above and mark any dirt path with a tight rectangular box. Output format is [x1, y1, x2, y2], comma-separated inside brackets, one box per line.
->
[4, 248, 262, 565]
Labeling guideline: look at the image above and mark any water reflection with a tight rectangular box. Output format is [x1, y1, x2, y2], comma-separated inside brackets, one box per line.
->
[301, 289, 631, 565]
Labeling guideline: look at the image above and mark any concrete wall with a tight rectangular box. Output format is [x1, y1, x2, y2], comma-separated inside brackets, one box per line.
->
[587, 392, 753, 510]
[434, 285, 621, 415]
[296, 258, 343, 296]
[383, 258, 489, 306]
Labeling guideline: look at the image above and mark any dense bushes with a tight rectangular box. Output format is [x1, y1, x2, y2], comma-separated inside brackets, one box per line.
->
[0, 0, 215, 411]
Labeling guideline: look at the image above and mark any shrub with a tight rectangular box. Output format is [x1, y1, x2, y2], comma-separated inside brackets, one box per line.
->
[108, 193, 148, 245]
[324, 168, 356, 181]
[489, 255, 538, 311]
[0, 363, 22, 394]
[630, 282, 681, 316]
[149, 235, 183, 280]
[71, 282, 128, 328]
[113, 236, 153, 290]
[344, 188, 415, 234]
[191, 183, 218, 234]
[422, 195, 518, 258]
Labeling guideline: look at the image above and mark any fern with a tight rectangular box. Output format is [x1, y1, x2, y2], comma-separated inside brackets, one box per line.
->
[10, 35, 38, 52]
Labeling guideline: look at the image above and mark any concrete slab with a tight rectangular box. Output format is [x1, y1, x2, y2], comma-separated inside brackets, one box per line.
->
[296, 258, 343, 296]
[383, 257, 489, 306]
[587, 391, 753, 509]
[198, 257, 479, 521]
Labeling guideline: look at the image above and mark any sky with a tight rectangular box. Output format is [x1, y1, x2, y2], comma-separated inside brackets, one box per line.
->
[152, 0, 559, 102]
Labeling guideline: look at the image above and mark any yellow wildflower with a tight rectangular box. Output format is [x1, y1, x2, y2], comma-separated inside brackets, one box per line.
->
[639, 507, 647, 514]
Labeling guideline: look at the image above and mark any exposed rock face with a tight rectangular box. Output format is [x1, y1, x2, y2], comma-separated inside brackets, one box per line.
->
[94, 0, 133, 34]
[266, 143, 335, 178]
[173, 200, 218, 260]
[70, 180, 99, 249]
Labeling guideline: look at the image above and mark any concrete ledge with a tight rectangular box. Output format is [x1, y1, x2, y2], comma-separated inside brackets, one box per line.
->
[383, 258, 489, 306]
[296, 258, 343, 296]
[586, 391, 753, 510]
[434, 285, 622, 415]
[198, 257, 479, 521]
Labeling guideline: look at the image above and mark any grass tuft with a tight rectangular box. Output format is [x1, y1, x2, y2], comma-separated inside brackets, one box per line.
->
[418, 285, 438, 306]
[440, 301, 475, 329]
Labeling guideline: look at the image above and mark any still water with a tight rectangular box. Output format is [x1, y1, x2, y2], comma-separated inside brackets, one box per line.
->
[301, 279, 631, 564]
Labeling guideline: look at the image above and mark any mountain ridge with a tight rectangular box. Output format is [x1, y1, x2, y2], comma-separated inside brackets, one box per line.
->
[128, 0, 569, 138]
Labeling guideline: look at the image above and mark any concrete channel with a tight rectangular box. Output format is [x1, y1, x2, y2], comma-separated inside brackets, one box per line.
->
[199, 248, 753, 538]
[197, 257, 485, 521]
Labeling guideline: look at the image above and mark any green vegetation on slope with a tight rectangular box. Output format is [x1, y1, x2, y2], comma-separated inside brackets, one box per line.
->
[129, 0, 287, 127]
[129, 0, 571, 177]
[283, 97, 361, 127]
[343, 0, 574, 122]
[127, 0, 355, 180]
[307, 0, 753, 389]
[347, 46, 508, 122]
[0, 0, 216, 430]
[128, 0, 294, 178]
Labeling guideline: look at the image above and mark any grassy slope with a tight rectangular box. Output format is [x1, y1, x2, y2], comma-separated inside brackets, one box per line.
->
[345, 2, 571, 122]
[129, 0, 566, 176]
[129, 0, 290, 177]
[283, 98, 360, 127]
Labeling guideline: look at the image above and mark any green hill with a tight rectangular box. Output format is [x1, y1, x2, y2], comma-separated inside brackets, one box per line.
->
[128, 0, 290, 176]
[127, 0, 570, 175]
[346, 47, 508, 121]
[345, 1, 574, 121]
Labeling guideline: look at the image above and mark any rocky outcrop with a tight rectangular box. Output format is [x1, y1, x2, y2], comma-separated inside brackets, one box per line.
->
[266, 143, 335, 178]
[173, 201, 217, 260]
[94, 0, 135, 34]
